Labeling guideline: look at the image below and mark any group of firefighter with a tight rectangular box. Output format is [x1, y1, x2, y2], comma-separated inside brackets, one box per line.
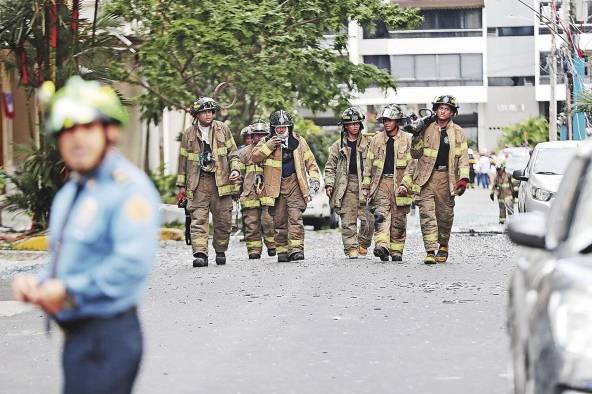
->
[176, 94, 478, 266]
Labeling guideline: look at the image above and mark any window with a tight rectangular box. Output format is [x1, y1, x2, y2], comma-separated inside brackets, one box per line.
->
[488, 76, 535, 86]
[389, 54, 483, 86]
[363, 9, 483, 39]
[461, 54, 483, 80]
[362, 55, 391, 71]
[539, 52, 566, 84]
[420, 9, 482, 30]
[492, 26, 534, 36]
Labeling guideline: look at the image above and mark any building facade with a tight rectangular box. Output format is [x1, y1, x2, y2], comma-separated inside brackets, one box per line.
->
[349, 0, 591, 151]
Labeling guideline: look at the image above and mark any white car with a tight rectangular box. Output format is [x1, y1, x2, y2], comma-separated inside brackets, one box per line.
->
[514, 141, 583, 214]
[303, 180, 339, 230]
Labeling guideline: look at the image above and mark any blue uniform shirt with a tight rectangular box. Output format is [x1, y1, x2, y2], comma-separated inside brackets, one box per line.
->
[43, 151, 161, 322]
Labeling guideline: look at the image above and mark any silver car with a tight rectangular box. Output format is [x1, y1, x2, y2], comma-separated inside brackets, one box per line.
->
[514, 141, 582, 214]
[508, 141, 592, 394]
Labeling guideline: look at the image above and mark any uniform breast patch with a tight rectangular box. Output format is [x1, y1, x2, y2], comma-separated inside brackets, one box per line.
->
[124, 195, 154, 222]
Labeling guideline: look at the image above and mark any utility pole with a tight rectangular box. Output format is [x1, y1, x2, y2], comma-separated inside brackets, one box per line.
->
[565, 0, 573, 140]
[549, 0, 558, 141]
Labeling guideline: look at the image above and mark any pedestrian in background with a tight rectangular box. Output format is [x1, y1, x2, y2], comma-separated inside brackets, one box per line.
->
[490, 163, 515, 224]
[12, 77, 160, 394]
[477, 153, 491, 188]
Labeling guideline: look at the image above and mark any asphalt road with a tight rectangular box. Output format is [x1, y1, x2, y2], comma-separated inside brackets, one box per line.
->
[0, 188, 518, 394]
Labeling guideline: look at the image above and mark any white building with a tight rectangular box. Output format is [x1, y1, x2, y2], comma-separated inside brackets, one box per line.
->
[348, 0, 592, 151]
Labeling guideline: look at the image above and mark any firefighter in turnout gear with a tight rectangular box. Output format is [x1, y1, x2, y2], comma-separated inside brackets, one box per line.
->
[490, 163, 514, 224]
[406, 95, 470, 264]
[324, 107, 374, 258]
[238, 120, 276, 259]
[177, 97, 242, 267]
[361, 104, 416, 262]
[251, 110, 321, 262]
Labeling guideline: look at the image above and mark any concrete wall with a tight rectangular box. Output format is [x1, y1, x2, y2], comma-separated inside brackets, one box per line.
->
[485, 0, 534, 27]
[487, 36, 535, 77]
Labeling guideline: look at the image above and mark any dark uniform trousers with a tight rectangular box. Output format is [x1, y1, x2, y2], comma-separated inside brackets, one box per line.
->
[60, 308, 142, 394]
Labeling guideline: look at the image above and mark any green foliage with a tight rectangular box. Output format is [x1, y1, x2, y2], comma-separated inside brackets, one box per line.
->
[294, 118, 337, 171]
[574, 89, 592, 115]
[500, 117, 551, 149]
[2, 142, 66, 230]
[104, 0, 421, 127]
[148, 163, 178, 205]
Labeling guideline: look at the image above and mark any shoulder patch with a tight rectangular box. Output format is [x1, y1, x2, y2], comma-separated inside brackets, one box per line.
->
[124, 195, 154, 222]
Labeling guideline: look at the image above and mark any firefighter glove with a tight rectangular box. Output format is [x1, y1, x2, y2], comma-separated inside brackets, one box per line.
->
[455, 179, 468, 196]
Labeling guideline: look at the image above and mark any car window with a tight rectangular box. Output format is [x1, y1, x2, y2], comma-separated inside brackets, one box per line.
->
[566, 158, 592, 253]
[533, 147, 578, 175]
[545, 156, 588, 249]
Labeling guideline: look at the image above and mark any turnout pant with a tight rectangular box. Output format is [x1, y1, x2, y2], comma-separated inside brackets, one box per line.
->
[498, 196, 514, 223]
[339, 174, 374, 254]
[270, 174, 307, 256]
[372, 176, 410, 256]
[188, 173, 233, 256]
[61, 308, 142, 394]
[243, 194, 276, 254]
[261, 207, 276, 250]
[416, 170, 455, 252]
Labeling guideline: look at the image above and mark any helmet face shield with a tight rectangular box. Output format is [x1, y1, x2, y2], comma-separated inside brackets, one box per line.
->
[377, 105, 404, 122]
[250, 121, 269, 134]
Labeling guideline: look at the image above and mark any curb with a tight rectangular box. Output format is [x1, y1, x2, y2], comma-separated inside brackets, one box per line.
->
[9, 228, 185, 251]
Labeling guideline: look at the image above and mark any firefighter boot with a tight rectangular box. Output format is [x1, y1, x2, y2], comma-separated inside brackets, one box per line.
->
[278, 254, 289, 263]
[391, 253, 403, 262]
[373, 246, 389, 262]
[215, 252, 226, 265]
[346, 249, 359, 259]
[435, 245, 449, 263]
[289, 251, 305, 261]
[248, 253, 261, 260]
[193, 253, 208, 268]
[267, 248, 277, 257]
[424, 251, 436, 265]
[358, 246, 368, 256]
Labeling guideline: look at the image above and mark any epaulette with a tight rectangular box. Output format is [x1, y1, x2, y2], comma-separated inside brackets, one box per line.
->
[112, 168, 129, 184]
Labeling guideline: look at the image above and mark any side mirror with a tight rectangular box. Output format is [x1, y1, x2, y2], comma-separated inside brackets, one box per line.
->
[508, 212, 547, 250]
[513, 169, 528, 182]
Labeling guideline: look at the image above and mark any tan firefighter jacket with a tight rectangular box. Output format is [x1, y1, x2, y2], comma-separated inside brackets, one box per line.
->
[361, 130, 416, 206]
[492, 172, 514, 200]
[251, 133, 321, 206]
[237, 144, 264, 208]
[405, 120, 470, 197]
[324, 134, 371, 209]
[177, 120, 241, 199]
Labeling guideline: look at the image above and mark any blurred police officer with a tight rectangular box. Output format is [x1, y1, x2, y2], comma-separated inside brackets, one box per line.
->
[362, 104, 416, 262]
[176, 97, 242, 267]
[251, 110, 321, 262]
[238, 120, 276, 258]
[324, 107, 374, 258]
[12, 76, 160, 394]
[408, 95, 470, 264]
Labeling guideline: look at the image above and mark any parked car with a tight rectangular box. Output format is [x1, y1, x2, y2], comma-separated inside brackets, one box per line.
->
[303, 180, 339, 230]
[507, 141, 592, 394]
[514, 141, 582, 214]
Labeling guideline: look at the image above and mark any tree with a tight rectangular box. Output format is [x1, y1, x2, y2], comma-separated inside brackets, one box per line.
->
[500, 117, 551, 149]
[104, 0, 421, 129]
[0, 1, 120, 229]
